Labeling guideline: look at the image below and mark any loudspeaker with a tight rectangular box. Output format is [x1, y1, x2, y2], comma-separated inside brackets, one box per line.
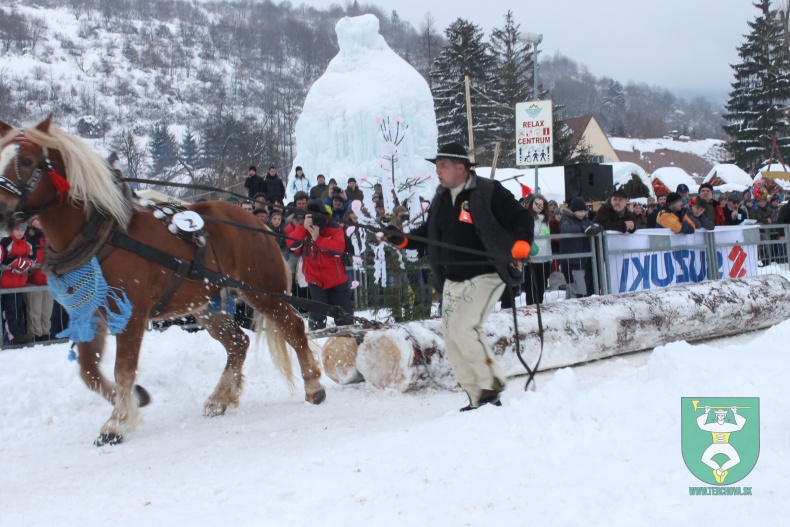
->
[564, 164, 614, 204]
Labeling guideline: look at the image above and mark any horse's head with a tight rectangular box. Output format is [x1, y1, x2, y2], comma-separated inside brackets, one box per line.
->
[0, 115, 71, 228]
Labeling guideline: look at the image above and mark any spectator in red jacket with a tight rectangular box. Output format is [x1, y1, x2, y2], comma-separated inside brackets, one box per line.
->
[286, 200, 353, 330]
[24, 217, 53, 342]
[1, 224, 33, 345]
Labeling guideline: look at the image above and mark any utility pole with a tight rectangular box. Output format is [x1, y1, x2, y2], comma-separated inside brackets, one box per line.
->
[465, 75, 475, 164]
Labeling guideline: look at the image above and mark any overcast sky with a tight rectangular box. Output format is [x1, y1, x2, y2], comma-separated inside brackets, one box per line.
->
[299, 0, 761, 102]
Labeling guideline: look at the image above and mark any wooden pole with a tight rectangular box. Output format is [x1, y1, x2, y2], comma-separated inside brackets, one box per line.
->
[464, 75, 475, 164]
[490, 142, 501, 179]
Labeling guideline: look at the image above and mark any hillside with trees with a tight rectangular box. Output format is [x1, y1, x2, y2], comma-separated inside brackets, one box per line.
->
[0, 0, 727, 197]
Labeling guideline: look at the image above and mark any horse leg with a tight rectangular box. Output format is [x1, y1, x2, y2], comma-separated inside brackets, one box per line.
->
[195, 309, 249, 417]
[77, 326, 115, 404]
[262, 303, 326, 404]
[95, 317, 147, 446]
[78, 324, 151, 409]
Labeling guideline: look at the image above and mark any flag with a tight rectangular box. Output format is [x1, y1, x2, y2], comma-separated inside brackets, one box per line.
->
[520, 183, 533, 198]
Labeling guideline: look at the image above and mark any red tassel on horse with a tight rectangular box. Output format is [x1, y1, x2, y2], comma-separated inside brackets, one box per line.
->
[49, 169, 71, 202]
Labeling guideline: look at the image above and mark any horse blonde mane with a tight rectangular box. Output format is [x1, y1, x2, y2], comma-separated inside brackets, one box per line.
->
[21, 124, 132, 228]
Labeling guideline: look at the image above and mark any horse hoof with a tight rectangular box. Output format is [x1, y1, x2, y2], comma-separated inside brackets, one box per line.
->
[134, 385, 151, 408]
[94, 433, 123, 447]
[305, 389, 326, 405]
[203, 402, 226, 417]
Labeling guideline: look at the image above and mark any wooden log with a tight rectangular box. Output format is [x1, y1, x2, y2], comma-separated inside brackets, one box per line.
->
[321, 337, 364, 385]
[355, 275, 790, 391]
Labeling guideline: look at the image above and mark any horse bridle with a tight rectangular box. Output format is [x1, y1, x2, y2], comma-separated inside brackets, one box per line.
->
[0, 133, 66, 222]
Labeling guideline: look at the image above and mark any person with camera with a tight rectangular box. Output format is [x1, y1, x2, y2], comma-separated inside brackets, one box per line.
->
[1, 223, 34, 345]
[383, 143, 533, 411]
[286, 200, 354, 331]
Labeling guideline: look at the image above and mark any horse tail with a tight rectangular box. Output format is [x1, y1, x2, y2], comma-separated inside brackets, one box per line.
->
[252, 253, 297, 391]
[255, 313, 295, 392]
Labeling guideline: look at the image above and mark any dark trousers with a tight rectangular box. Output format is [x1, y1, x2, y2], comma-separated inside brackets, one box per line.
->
[307, 282, 354, 331]
[523, 261, 550, 305]
[2, 292, 27, 345]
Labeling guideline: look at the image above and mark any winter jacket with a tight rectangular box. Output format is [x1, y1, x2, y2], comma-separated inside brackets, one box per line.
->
[346, 186, 364, 202]
[592, 200, 638, 233]
[704, 199, 726, 226]
[777, 202, 790, 225]
[686, 210, 715, 231]
[244, 174, 266, 199]
[657, 207, 696, 234]
[753, 205, 772, 225]
[286, 223, 348, 290]
[559, 208, 593, 270]
[397, 173, 534, 292]
[310, 183, 328, 201]
[26, 228, 47, 286]
[532, 214, 552, 257]
[290, 175, 311, 197]
[263, 174, 286, 203]
[0, 236, 33, 289]
[723, 204, 749, 226]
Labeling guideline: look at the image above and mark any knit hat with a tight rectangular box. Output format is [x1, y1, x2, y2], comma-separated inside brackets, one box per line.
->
[269, 210, 282, 219]
[771, 195, 781, 202]
[347, 177, 357, 183]
[249, 165, 256, 172]
[699, 182, 714, 192]
[570, 197, 587, 212]
[426, 143, 477, 167]
[666, 192, 682, 206]
[611, 189, 628, 200]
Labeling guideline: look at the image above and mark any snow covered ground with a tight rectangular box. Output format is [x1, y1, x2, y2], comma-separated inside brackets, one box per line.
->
[2, 280, 789, 525]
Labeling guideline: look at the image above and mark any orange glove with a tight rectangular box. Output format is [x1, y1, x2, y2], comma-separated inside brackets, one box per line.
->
[511, 240, 531, 259]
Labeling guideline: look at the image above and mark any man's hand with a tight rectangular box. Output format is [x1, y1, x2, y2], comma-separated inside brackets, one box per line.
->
[625, 220, 635, 231]
[303, 214, 313, 228]
[306, 224, 320, 240]
[382, 225, 406, 247]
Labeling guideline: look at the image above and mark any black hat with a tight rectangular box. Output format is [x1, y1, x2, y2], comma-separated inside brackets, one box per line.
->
[666, 192, 682, 206]
[676, 183, 690, 193]
[317, 174, 326, 180]
[611, 189, 628, 200]
[570, 197, 587, 212]
[771, 194, 781, 202]
[426, 143, 477, 167]
[328, 178, 337, 185]
[306, 199, 327, 215]
[249, 165, 256, 172]
[252, 207, 268, 216]
[728, 192, 742, 203]
[699, 182, 714, 192]
[347, 177, 357, 183]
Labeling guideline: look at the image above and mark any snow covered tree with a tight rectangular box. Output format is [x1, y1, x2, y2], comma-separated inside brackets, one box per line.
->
[488, 10, 534, 166]
[180, 126, 202, 169]
[148, 121, 178, 178]
[430, 18, 505, 165]
[723, 0, 790, 173]
[603, 79, 627, 136]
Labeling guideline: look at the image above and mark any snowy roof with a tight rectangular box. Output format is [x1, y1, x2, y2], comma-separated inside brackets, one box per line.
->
[605, 162, 653, 196]
[702, 164, 752, 186]
[650, 167, 698, 193]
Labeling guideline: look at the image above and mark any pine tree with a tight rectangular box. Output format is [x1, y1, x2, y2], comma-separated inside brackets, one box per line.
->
[488, 10, 533, 166]
[180, 126, 201, 169]
[149, 121, 178, 178]
[430, 18, 505, 165]
[723, 0, 790, 173]
[603, 80, 627, 136]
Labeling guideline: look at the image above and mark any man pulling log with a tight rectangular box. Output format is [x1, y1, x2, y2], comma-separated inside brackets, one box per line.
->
[384, 143, 534, 411]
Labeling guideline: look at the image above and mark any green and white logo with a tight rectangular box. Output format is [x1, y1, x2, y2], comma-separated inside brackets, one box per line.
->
[681, 398, 760, 485]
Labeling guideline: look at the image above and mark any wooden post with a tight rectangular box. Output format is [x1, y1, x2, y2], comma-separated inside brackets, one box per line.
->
[490, 142, 501, 179]
[464, 75, 475, 164]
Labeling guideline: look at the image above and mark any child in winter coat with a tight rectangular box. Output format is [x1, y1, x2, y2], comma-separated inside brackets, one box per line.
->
[559, 197, 598, 298]
[1, 224, 34, 345]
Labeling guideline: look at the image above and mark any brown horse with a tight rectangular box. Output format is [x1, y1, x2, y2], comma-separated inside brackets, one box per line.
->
[0, 116, 325, 446]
